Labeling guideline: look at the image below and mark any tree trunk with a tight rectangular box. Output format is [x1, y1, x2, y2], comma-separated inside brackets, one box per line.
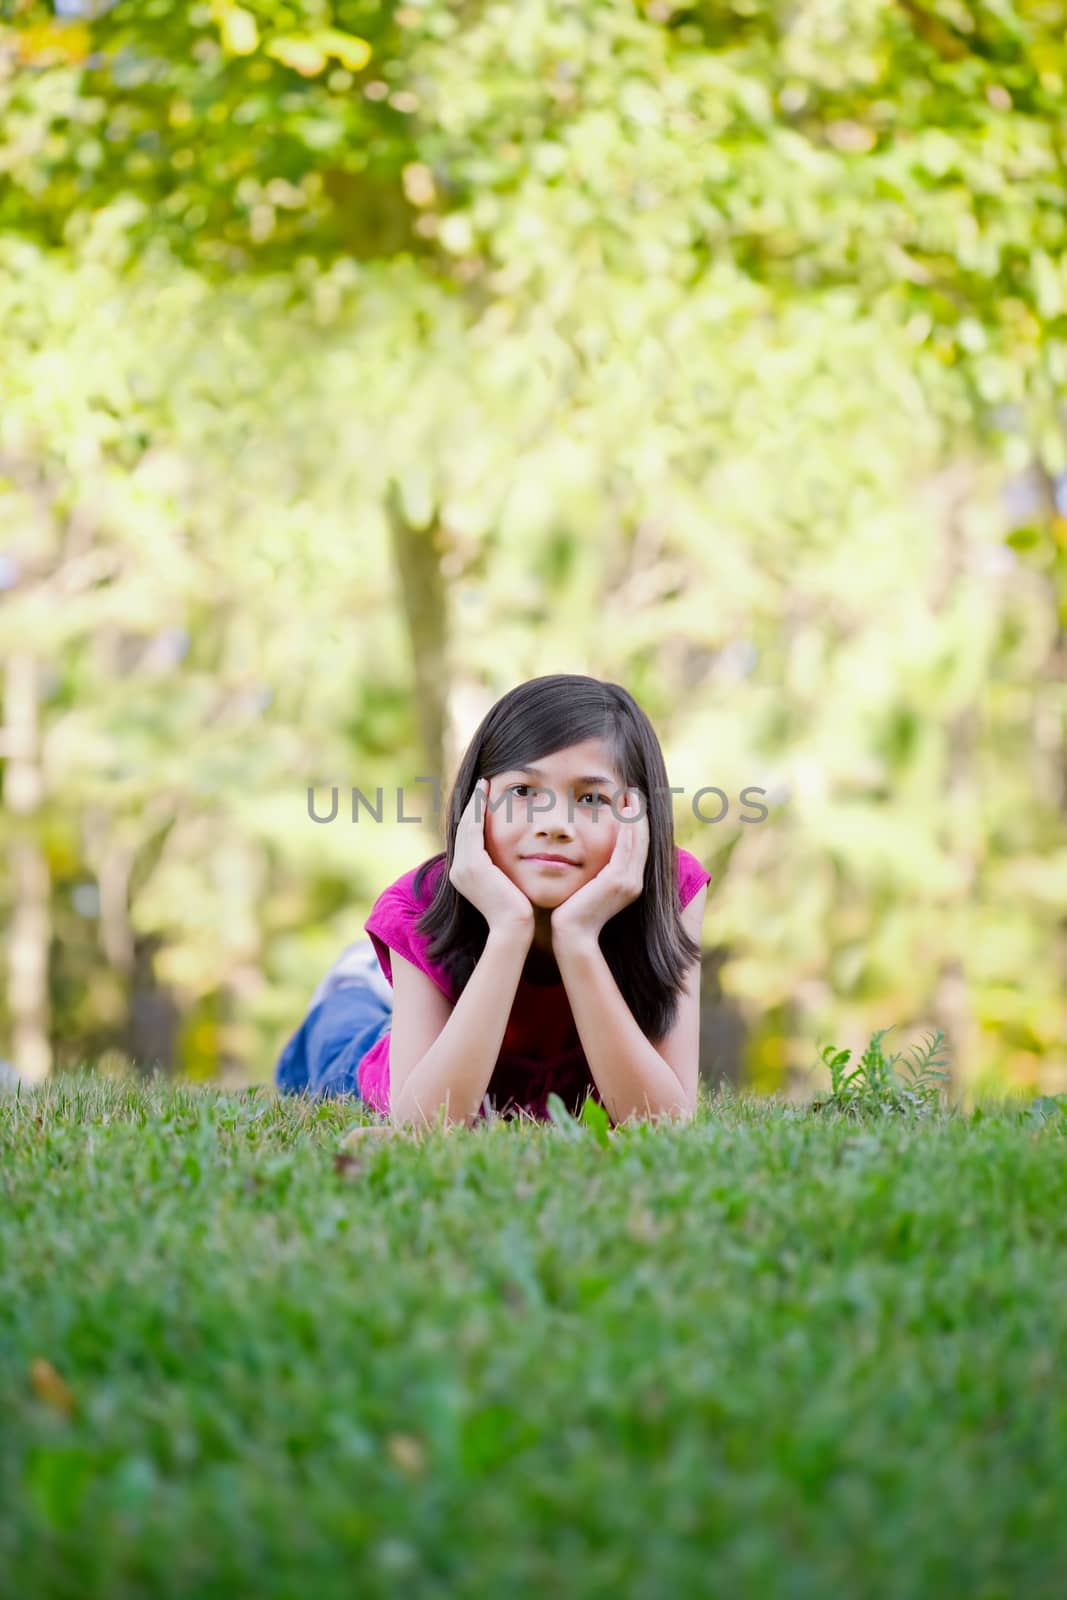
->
[1031, 464, 1067, 818]
[929, 472, 981, 1097]
[698, 946, 747, 1092]
[2, 653, 52, 1082]
[125, 932, 181, 1078]
[385, 481, 451, 852]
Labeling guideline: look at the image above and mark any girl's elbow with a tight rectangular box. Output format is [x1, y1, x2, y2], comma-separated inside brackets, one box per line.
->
[641, 1099, 696, 1127]
[389, 1095, 472, 1133]
[388, 1091, 418, 1131]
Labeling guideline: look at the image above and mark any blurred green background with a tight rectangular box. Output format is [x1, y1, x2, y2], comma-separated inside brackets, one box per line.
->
[1, 0, 1064, 1105]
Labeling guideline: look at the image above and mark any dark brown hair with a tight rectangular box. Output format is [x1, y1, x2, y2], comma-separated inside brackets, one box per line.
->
[412, 674, 702, 1042]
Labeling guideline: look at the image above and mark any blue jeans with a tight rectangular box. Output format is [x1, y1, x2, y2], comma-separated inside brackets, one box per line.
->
[274, 940, 393, 1100]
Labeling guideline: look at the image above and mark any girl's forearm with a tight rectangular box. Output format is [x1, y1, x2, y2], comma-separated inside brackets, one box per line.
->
[390, 925, 531, 1130]
[553, 931, 693, 1124]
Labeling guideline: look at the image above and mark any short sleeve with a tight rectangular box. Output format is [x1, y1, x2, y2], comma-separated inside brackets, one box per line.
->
[677, 846, 712, 911]
[363, 861, 453, 1002]
[363, 885, 407, 986]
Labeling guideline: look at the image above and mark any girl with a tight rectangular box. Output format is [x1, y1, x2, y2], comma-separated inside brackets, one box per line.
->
[274, 674, 711, 1129]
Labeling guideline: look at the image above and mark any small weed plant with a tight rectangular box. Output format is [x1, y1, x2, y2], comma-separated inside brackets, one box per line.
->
[813, 1026, 951, 1120]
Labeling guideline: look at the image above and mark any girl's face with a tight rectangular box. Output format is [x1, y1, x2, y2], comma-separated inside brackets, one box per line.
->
[483, 738, 629, 906]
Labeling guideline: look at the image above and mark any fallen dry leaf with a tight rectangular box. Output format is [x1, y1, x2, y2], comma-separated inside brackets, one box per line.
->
[332, 1150, 364, 1179]
[386, 1432, 426, 1476]
[30, 1357, 77, 1417]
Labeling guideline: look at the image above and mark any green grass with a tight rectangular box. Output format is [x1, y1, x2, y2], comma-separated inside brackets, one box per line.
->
[2, 1070, 1066, 1599]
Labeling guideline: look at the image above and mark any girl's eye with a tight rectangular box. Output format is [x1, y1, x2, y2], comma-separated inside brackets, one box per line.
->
[508, 785, 608, 806]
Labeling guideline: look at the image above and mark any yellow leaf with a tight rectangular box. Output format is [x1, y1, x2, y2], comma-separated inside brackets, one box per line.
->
[313, 28, 372, 71]
[264, 28, 371, 76]
[265, 35, 327, 77]
[217, 5, 259, 57]
[13, 22, 92, 65]
[30, 1358, 77, 1418]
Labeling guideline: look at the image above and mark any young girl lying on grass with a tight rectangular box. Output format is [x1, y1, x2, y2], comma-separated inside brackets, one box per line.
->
[275, 673, 711, 1129]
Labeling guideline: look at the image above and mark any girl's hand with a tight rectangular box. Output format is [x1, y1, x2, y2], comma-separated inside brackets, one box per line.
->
[449, 779, 536, 939]
[550, 790, 649, 949]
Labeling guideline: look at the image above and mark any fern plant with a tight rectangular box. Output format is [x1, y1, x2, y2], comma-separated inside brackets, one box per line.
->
[812, 1026, 950, 1120]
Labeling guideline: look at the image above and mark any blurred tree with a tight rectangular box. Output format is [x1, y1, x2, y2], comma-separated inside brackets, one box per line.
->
[0, 0, 1064, 1096]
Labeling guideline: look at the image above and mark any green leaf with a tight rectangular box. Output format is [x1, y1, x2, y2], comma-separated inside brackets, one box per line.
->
[25, 1446, 95, 1531]
[1028, 1095, 1067, 1124]
[579, 1094, 612, 1149]
[545, 1094, 583, 1139]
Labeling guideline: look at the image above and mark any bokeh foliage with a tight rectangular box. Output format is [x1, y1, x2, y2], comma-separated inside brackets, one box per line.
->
[0, 0, 1064, 1097]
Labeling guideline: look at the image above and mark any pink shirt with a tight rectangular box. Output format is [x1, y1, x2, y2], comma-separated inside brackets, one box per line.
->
[357, 845, 712, 1121]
